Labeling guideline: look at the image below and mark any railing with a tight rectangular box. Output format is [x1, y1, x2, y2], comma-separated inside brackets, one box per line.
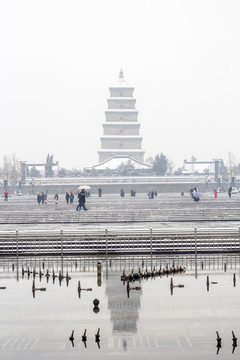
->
[0, 228, 240, 256]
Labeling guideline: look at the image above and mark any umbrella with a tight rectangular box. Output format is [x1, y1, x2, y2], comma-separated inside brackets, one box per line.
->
[79, 185, 91, 190]
[193, 191, 202, 199]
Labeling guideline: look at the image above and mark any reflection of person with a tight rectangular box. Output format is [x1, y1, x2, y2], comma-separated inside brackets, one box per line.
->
[76, 189, 87, 211]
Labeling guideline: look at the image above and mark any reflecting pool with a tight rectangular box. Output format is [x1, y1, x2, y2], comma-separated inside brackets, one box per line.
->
[0, 254, 240, 359]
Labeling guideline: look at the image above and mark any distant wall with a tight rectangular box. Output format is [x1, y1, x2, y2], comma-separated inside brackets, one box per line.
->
[0, 182, 230, 196]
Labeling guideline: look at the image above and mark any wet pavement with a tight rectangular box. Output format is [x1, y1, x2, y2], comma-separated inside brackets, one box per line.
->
[0, 255, 240, 359]
[1, 192, 240, 358]
[0, 192, 240, 231]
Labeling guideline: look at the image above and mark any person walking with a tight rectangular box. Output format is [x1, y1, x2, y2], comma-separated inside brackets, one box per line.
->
[37, 193, 41, 204]
[4, 190, 8, 201]
[120, 189, 125, 197]
[76, 189, 87, 211]
[70, 191, 74, 203]
[214, 189, 218, 199]
[65, 192, 70, 204]
[228, 186, 232, 198]
[98, 187, 102, 197]
[54, 193, 59, 204]
[41, 192, 45, 204]
[189, 187, 193, 198]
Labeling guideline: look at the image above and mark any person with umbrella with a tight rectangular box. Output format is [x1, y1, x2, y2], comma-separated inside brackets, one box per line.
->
[76, 186, 89, 211]
[193, 190, 202, 202]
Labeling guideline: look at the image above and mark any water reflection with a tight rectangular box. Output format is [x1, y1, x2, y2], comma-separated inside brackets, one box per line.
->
[216, 331, 222, 354]
[105, 273, 142, 335]
[81, 329, 87, 348]
[69, 330, 74, 347]
[1, 253, 240, 359]
[231, 331, 238, 353]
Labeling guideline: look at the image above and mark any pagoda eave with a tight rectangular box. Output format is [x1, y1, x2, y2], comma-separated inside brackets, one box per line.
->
[105, 110, 138, 113]
[109, 86, 134, 90]
[107, 97, 136, 101]
[103, 122, 140, 126]
[98, 149, 145, 153]
[100, 135, 142, 140]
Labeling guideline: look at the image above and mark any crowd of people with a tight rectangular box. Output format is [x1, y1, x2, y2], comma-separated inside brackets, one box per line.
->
[2, 186, 238, 206]
[35, 189, 88, 210]
[37, 192, 48, 204]
[148, 190, 157, 199]
[65, 191, 75, 204]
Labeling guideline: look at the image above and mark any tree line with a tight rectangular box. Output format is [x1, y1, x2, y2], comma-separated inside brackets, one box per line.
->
[0, 152, 239, 184]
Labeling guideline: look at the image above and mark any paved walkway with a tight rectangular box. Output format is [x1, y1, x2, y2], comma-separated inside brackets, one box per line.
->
[0, 192, 240, 231]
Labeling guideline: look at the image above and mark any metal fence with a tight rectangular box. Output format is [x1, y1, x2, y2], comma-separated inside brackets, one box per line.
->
[0, 228, 240, 256]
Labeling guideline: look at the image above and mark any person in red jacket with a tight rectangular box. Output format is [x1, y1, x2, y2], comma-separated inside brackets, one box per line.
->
[214, 189, 217, 199]
[4, 190, 8, 201]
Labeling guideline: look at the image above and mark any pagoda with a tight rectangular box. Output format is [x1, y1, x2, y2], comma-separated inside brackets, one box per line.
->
[98, 70, 145, 163]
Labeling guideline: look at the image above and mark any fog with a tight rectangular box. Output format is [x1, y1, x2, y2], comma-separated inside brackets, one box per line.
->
[0, 0, 240, 169]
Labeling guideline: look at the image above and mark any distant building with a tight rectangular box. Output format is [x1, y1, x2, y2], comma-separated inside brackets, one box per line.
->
[86, 70, 150, 171]
[98, 70, 145, 163]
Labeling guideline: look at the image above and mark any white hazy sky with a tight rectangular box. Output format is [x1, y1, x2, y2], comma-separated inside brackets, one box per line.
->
[0, 0, 240, 170]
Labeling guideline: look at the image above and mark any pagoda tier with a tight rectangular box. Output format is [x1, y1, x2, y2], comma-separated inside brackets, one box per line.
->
[103, 122, 140, 135]
[98, 70, 145, 163]
[105, 110, 138, 122]
[100, 135, 143, 149]
[107, 97, 136, 109]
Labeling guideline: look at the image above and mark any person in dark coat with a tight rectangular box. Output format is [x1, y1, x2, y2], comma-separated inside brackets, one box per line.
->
[76, 189, 87, 211]
[190, 187, 194, 198]
[70, 192, 74, 203]
[228, 187, 232, 198]
[41, 192, 45, 204]
[120, 189, 125, 197]
[65, 192, 70, 204]
[54, 193, 59, 204]
[37, 193, 41, 204]
[98, 187, 102, 197]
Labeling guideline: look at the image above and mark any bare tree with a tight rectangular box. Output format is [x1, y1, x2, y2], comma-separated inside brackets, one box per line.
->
[227, 152, 237, 176]
[3, 154, 20, 185]
[167, 159, 175, 175]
